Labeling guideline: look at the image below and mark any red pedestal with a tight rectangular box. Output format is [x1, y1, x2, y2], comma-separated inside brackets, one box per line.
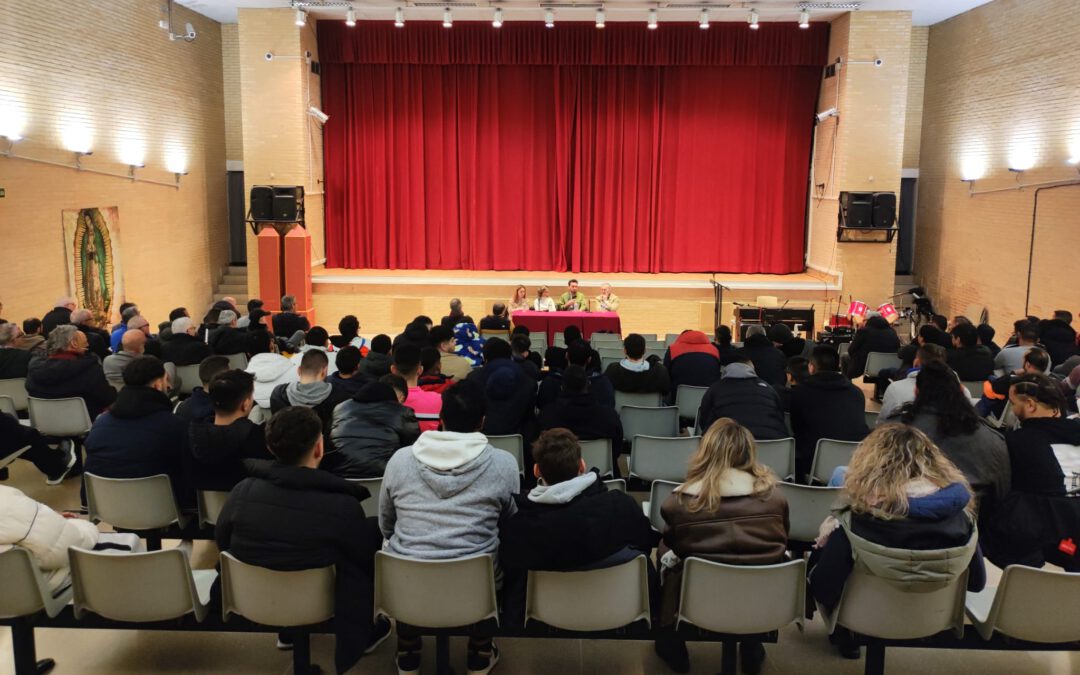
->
[283, 226, 314, 326]
[256, 228, 282, 312]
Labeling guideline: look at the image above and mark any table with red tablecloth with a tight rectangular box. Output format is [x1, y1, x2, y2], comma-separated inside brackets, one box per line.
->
[510, 311, 621, 347]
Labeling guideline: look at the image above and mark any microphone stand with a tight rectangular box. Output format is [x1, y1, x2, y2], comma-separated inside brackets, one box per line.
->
[710, 275, 729, 331]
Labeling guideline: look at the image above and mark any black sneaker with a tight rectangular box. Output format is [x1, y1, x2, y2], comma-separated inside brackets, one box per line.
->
[466, 642, 499, 675]
[653, 635, 690, 673]
[395, 649, 421, 675]
[45, 441, 77, 486]
[739, 641, 766, 675]
[364, 617, 392, 655]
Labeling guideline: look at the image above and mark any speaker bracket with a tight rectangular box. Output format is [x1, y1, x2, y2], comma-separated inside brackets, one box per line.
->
[836, 225, 897, 243]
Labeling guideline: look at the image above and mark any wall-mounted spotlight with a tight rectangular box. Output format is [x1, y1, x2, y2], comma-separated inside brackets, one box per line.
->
[698, 8, 709, 29]
[595, 8, 605, 29]
[394, 7, 404, 27]
[174, 170, 189, 187]
[493, 7, 503, 28]
[545, 8, 555, 28]
[815, 107, 839, 123]
[128, 162, 145, 180]
[346, 8, 356, 26]
[647, 9, 658, 30]
[799, 9, 810, 28]
[74, 150, 93, 170]
[443, 8, 452, 28]
[960, 177, 976, 195]
[308, 106, 330, 124]
[0, 134, 21, 155]
[748, 9, 759, 30]
[295, 8, 306, 26]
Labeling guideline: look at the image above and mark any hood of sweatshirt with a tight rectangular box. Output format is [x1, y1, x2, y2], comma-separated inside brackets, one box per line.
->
[722, 362, 758, 380]
[484, 358, 520, 399]
[528, 472, 598, 504]
[285, 381, 333, 406]
[109, 386, 173, 419]
[247, 353, 296, 383]
[670, 331, 719, 360]
[189, 418, 258, 462]
[905, 482, 971, 521]
[410, 431, 495, 498]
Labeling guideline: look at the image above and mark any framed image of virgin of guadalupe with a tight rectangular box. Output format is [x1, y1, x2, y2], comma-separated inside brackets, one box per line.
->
[61, 207, 125, 327]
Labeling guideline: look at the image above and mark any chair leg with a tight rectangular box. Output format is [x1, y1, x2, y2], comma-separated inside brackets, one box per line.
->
[11, 617, 39, 675]
[145, 534, 162, 551]
[435, 634, 452, 675]
[292, 631, 312, 675]
[719, 639, 737, 675]
[864, 641, 886, 675]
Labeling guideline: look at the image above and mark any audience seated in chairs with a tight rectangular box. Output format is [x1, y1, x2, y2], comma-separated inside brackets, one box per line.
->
[15, 318, 47, 356]
[326, 346, 368, 397]
[741, 325, 787, 387]
[162, 316, 212, 367]
[0, 410, 77, 485]
[270, 294, 310, 339]
[270, 349, 350, 446]
[236, 298, 262, 329]
[380, 380, 519, 675]
[698, 354, 788, 440]
[208, 309, 248, 356]
[654, 418, 789, 675]
[174, 355, 230, 423]
[774, 356, 810, 413]
[946, 323, 995, 382]
[604, 333, 672, 397]
[712, 325, 741, 366]
[71, 308, 110, 359]
[26, 325, 116, 420]
[41, 297, 76, 337]
[467, 337, 539, 439]
[328, 380, 420, 479]
[187, 369, 272, 491]
[357, 334, 393, 379]
[0, 322, 33, 379]
[538, 339, 614, 410]
[843, 314, 901, 380]
[511, 326, 544, 372]
[441, 298, 475, 330]
[768, 322, 814, 360]
[108, 305, 141, 353]
[393, 344, 442, 433]
[289, 326, 339, 375]
[892, 361, 1010, 516]
[329, 314, 369, 355]
[977, 346, 1049, 419]
[880, 344, 960, 421]
[537, 366, 624, 477]
[790, 346, 869, 482]
[809, 424, 985, 659]
[216, 406, 390, 673]
[994, 321, 1040, 374]
[499, 428, 657, 622]
[418, 347, 454, 393]
[429, 324, 474, 381]
[478, 303, 511, 331]
[102, 329, 146, 389]
[1038, 310, 1078, 368]
[245, 336, 299, 410]
[510, 334, 541, 381]
[543, 325, 600, 373]
[665, 330, 722, 398]
[83, 356, 192, 506]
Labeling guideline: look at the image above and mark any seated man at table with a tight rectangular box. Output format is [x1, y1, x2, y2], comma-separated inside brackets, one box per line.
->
[558, 279, 588, 312]
[594, 283, 620, 312]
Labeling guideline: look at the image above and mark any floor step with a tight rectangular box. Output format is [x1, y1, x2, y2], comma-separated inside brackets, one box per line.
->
[221, 273, 247, 286]
[217, 284, 248, 295]
[214, 293, 249, 305]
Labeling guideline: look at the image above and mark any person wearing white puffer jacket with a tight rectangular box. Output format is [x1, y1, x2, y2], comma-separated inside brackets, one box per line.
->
[0, 484, 99, 591]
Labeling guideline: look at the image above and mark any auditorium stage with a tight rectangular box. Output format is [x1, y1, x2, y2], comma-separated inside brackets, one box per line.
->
[310, 267, 842, 339]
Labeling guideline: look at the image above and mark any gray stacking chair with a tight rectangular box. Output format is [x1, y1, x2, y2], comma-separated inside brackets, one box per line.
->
[643, 479, 680, 531]
[28, 396, 92, 438]
[864, 410, 880, 428]
[526, 555, 651, 631]
[579, 438, 614, 476]
[629, 435, 699, 483]
[755, 438, 796, 482]
[226, 353, 249, 370]
[173, 364, 202, 396]
[614, 390, 663, 410]
[674, 385, 708, 422]
[620, 405, 679, 441]
[196, 490, 231, 527]
[810, 439, 860, 485]
[776, 482, 841, 546]
[863, 352, 902, 379]
[602, 478, 627, 493]
[965, 565, 1080, 643]
[374, 551, 499, 629]
[486, 434, 525, 473]
[84, 473, 190, 549]
[0, 547, 72, 620]
[0, 378, 29, 413]
[961, 380, 985, 399]
[346, 477, 383, 518]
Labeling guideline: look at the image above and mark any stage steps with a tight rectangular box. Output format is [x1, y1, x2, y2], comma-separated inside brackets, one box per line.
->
[213, 264, 249, 307]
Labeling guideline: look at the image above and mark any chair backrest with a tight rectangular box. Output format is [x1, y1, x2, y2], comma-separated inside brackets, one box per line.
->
[226, 352, 249, 370]
[864, 410, 879, 428]
[590, 333, 623, 344]
[221, 551, 335, 627]
[614, 390, 663, 410]
[864, 352, 902, 378]
[526, 555, 651, 631]
[838, 341, 851, 357]
[531, 331, 547, 349]
[84, 473, 187, 530]
[677, 557, 806, 634]
[196, 489, 231, 527]
[70, 547, 210, 622]
[479, 329, 510, 341]
[810, 439, 860, 485]
[665, 334, 679, 346]
[597, 346, 625, 360]
[552, 331, 566, 347]
[674, 385, 708, 420]
[647, 480, 680, 531]
[374, 551, 499, 628]
[0, 547, 66, 619]
[602, 478, 627, 493]
[629, 435, 700, 482]
[486, 434, 525, 473]
[0, 395, 18, 418]
[0, 378, 28, 412]
[28, 396, 92, 437]
[830, 567, 967, 639]
[776, 482, 842, 542]
[346, 477, 383, 517]
[754, 438, 796, 482]
[638, 334, 658, 341]
[601, 356, 621, 372]
[249, 404, 271, 424]
[620, 405, 679, 440]
[578, 438, 613, 476]
[975, 566, 1080, 643]
[173, 364, 203, 396]
[961, 380, 985, 399]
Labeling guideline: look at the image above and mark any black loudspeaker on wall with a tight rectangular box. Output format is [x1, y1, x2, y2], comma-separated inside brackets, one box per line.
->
[872, 192, 897, 229]
[249, 185, 305, 223]
[839, 191, 874, 228]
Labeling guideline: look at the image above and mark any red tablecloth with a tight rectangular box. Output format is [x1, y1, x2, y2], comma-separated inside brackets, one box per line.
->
[511, 311, 621, 346]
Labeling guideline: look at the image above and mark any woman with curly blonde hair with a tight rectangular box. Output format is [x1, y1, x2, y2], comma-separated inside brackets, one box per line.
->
[654, 418, 788, 674]
[810, 423, 985, 659]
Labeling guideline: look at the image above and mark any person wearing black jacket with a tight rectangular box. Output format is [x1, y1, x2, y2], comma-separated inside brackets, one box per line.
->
[976, 323, 1001, 358]
[510, 334, 542, 381]
[83, 356, 191, 506]
[174, 355, 229, 424]
[511, 326, 544, 370]
[712, 325, 741, 366]
[698, 357, 788, 440]
[41, 298, 75, 337]
[271, 294, 310, 340]
[328, 381, 420, 478]
[1039, 311, 1078, 367]
[544, 325, 601, 374]
[790, 346, 868, 480]
[740, 325, 787, 386]
[947, 323, 995, 382]
[26, 325, 116, 420]
[186, 369, 272, 491]
[326, 346, 369, 397]
[478, 303, 511, 331]
[537, 340, 614, 410]
[0, 323, 33, 379]
[71, 309, 111, 360]
[357, 334, 393, 379]
[604, 333, 671, 396]
[844, 315, 901, 379]
[767, 323, 813, 359]
[537, 366, 624, 476]
[162, 317, 213, 366]
[500, 428, 658, 623]
[466, 337, 538, 438]
[215, 407, 389, 674]
[208, 310, 248, 356]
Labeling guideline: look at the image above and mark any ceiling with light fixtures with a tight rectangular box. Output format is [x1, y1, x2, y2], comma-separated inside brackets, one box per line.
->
[176, 0, 993, 27]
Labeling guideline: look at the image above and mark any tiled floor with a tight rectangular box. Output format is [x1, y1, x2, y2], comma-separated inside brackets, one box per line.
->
[3, 431, 1079, 674]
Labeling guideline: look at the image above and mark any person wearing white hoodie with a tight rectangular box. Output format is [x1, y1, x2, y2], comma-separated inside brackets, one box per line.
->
[246, 350, 300, 410]
[380, 379, 519, 675]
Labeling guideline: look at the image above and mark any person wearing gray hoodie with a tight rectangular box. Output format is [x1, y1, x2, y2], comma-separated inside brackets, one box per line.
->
[380, 380, 519, 675]
[270, 350, 350, 446]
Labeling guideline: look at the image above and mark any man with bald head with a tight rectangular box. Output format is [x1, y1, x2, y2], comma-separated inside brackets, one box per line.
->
[110, 305, 143, 352]
[71, 308, 111, 359]
[103, 330, 147, 388]
[42, 297, 77, 336]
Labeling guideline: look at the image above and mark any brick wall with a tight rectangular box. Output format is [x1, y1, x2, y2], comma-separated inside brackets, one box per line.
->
[915, 0, 1080, 323]
[0, 0, 227, 327]
[222, 24, 244, 163]
[806, 12, 910, 326]
[903, 26, 928, 168]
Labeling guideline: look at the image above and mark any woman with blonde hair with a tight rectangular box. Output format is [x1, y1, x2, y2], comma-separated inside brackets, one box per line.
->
[810, 423, 985, 659]
[533, 286, 556, 312]
[508, 285, 529, 313]
[654, 418, 788, 675]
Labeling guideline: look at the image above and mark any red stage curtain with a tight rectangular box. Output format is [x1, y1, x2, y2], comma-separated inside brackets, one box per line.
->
[321, 23, 828, 273]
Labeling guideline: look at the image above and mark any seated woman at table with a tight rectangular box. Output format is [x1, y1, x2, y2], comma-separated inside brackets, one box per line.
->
[509, 285, 530, 313]
[594, 283, 620, 312]
[534, 286, 557, 312]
